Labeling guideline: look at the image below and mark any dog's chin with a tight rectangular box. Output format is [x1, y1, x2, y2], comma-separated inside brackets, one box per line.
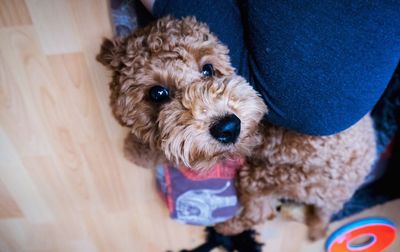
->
[186, 153, 235, 173]
[163, 151, 226, 173]
[186, 159, 224, 173]
[175, 153, 244, 175]
[161, 124, 262, 172]
[166, 136, 260, 173]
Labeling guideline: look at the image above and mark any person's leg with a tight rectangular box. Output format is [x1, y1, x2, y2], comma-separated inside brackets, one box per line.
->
[241, 1, 400, 135]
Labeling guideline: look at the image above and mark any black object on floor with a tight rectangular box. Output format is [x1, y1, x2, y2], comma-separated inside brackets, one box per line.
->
[179, 227, 264, 252]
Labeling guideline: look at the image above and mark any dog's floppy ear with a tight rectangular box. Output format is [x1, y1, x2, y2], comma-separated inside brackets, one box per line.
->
[97, 38, 124, 70]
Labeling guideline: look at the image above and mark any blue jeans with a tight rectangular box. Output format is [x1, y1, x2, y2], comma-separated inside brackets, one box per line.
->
[153, 0, 400, 135]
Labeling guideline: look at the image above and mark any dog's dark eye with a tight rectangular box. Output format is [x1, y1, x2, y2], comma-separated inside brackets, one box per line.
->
[149, 85, 170, 103]
[201, 64, 214, 77]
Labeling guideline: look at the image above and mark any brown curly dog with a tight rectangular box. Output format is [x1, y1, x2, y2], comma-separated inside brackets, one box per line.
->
[97, 16, 376, 240]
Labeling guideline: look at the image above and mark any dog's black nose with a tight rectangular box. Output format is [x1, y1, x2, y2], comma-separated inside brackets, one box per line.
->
[210, 114, 241, 144]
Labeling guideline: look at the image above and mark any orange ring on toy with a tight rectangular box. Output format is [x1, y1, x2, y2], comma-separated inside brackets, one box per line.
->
[326, 217, 397, 252]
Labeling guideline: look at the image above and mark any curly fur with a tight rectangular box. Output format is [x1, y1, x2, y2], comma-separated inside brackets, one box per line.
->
[97, 16, 376, 240]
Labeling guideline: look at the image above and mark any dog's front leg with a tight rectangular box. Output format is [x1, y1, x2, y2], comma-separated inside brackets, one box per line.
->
[123, 133, 167, 168]
[214, 192, 278, 235]
[214, 157, 279, 235]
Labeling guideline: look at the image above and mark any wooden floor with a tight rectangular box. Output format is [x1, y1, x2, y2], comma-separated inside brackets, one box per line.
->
[0, 0, 398, 251]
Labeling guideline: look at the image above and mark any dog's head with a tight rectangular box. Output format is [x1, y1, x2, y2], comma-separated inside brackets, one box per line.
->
[97, 16, 267, 171]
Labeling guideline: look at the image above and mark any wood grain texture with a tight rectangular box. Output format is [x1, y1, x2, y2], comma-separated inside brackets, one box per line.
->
[0, 180, 22, 219]
[0, 1, 398, 251]
[0, 0, 32, 27]
[25, 0, 81, 54]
